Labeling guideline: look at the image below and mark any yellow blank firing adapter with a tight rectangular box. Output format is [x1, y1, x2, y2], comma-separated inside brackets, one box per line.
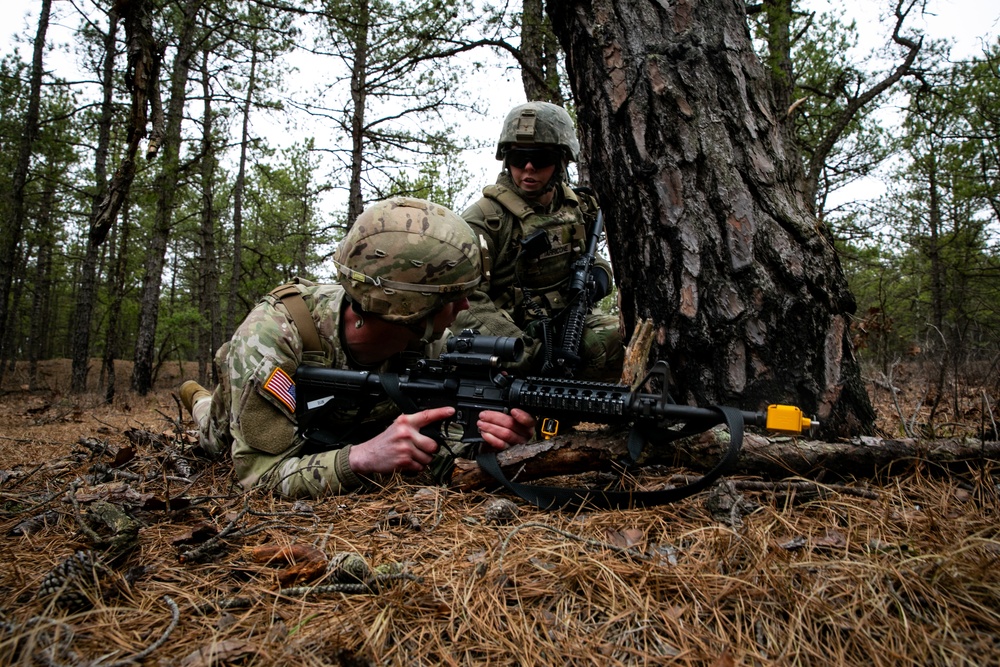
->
[766, 405, 819, 434]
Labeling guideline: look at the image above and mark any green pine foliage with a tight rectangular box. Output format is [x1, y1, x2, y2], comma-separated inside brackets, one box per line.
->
[838, 39, 1000, 406]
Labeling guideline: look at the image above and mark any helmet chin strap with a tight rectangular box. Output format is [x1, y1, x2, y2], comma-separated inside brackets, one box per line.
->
[418, 316, 437, 345]
[407, 313, 439, 346]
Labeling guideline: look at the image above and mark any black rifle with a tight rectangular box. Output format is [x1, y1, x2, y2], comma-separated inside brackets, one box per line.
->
[295, 331, 816, 510]
[544, 209, 606, 377]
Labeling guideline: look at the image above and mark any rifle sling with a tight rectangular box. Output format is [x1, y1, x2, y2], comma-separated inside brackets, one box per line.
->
[270, 283, 323, 354]
[379, 372, 418, 413]
[475, 405, 744, 510]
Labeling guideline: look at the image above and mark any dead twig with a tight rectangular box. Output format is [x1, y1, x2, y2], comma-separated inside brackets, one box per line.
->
[68, 482, 104, 545]
[177, 499, 306, 563]
[100, 595, 179, 667]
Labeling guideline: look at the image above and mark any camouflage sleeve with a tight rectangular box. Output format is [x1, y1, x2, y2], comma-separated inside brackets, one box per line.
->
[238, 434, 364, 499]
[225, 302, 366, 499]
[453, 199, 525, 338]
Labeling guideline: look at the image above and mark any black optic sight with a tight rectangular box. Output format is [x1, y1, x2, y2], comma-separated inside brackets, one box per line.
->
[444, 330, 524, 366]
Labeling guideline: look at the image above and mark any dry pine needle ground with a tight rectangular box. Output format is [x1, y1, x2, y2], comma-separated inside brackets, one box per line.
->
[0, 361, 997, 666]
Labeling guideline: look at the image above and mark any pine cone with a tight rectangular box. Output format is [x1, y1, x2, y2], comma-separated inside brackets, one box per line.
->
[327, 552, 372, 584]
[483, 498, 520, 524]
[36, 551, 111, 612]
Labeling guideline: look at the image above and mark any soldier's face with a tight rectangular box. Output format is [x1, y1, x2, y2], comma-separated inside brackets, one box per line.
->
[510, 163, 555, 194]
[507, 146, 558, 194]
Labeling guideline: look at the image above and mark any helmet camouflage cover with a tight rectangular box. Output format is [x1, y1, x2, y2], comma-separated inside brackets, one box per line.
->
[496, 101, 581, 162]
[333, 197, 482, 324]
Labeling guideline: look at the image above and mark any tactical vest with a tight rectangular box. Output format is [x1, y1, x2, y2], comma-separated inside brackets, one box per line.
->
[481, 183, 594, 295]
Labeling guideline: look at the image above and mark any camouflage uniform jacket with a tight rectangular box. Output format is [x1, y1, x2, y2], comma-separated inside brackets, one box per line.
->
[205, 278, 447, 498]
[453, 172, 610, 338]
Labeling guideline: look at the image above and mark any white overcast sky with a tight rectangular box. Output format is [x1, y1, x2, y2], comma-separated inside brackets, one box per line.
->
[2, 0, 998, 213]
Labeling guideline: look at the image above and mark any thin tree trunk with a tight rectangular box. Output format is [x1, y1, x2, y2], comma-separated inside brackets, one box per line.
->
[346, 1, 370, 226]
[102, 203, 131, 404]
[761, 0, 794, 117]
[27, 182, 56, 385]
[924, 148, 949, 430]
[226, 45, 257, 337]
[520, 0, 564, 104]
[197, 48, 220, 385]
[132, 0, 201, 395]
[0, 0, 51, 386]
[71, 7, 121, 393]
[3, 249, 30, 379]
[28, 237, 53, 391]
[548, 0, 875, 437]
[90, 0, 159, 262]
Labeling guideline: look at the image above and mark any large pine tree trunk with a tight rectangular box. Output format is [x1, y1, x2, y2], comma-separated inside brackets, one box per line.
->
[548, 0, 874, 437]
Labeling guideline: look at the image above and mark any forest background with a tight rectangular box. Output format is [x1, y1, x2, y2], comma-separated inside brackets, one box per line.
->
[0, 0, 998, 441]
[0, 2, 999, 664]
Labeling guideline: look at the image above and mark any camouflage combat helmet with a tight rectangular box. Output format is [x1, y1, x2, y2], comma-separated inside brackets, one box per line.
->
[333, 197, 482, 324]
[496, 101, 580, 162]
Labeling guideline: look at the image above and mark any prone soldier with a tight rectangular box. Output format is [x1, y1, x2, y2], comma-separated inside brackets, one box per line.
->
[180, 197, 535, 498]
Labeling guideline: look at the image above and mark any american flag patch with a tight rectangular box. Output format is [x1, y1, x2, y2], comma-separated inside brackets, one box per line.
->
[263, 366, 296, 412]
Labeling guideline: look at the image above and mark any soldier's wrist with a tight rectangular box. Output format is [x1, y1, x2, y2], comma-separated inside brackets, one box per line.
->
[337, 445, 365, 489]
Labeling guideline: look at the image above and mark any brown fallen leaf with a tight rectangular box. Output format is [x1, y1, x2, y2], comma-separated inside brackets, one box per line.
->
[277, 560, 328, 587]
[171, 521, 219, 546]
[814, 529, 847, 550]
[250, 543, 326, 565]
[251, 543, 329, 587]
[604, 527, 645, 549]
[111, 445, 136, 467]
[180, 639, 256, 667]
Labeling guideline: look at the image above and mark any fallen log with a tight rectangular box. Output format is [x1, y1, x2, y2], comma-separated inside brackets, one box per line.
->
[450, 426, 1000, 491]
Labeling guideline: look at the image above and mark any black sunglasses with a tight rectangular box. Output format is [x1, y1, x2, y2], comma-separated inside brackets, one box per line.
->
[505, 148, 561, 169]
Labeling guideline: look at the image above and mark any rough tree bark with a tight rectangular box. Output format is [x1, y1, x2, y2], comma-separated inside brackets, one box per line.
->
[547, 0, 874, 438]
[451, 427, 1000, 490]
[520, 0, 565, 104]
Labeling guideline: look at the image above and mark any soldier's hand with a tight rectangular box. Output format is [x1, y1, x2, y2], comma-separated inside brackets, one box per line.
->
[349, 407, 454, 474]
[477, 408, 536, 452]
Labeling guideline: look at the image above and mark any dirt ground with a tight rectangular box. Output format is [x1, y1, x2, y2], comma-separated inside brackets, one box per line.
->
[0, 359, 997, 666]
